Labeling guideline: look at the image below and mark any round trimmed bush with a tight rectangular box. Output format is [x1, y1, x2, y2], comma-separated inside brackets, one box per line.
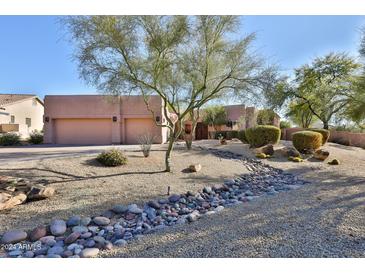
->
[245, 125, 281, 148]
[96, 149, 127, 166]
[292, 131, 322, 153]
[308, 128, 330, 145]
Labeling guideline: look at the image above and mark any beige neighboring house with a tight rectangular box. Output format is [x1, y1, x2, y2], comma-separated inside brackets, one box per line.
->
[44, 95, 168, 145]
[0, 94, 44, 138]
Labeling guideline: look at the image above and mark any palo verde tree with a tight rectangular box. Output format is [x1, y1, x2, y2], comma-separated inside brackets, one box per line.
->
[64, 15, 269, 172]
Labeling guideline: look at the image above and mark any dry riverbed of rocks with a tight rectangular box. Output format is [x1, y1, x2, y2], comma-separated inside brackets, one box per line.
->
[0, 149, 310, 258]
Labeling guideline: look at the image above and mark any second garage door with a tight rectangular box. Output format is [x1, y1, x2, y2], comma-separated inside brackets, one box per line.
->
[124, 118, 159, 144]
[54, 118, 112, 145]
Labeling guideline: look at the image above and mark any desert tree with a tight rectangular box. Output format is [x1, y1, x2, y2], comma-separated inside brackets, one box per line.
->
[64, 15, 271, 171]
[202, 105, 227, 131]
[286, 100, 317, 128]
[264, 53, 361, 129]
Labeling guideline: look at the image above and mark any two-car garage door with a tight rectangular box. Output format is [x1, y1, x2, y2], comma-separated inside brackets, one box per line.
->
[54, 118, 112, 145]
[53, 118, 159, 145]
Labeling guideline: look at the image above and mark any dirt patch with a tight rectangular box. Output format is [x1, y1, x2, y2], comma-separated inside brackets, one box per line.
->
[0, 148, 249, 233]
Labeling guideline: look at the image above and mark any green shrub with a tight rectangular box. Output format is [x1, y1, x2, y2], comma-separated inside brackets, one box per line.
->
[308, 128, 330, 144]
[237, 130, 247, 143]
[227, 131, 238, 139]
[96, 149, 127, 166]
[0, 133, 21, 146]
[28, 130, 43, 144]
[280, 120, 291, 129]
[245, 125, 281, 148]
[292, 131, 322, 153]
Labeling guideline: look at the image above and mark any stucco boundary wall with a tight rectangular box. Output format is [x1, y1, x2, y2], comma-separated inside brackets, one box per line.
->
[281, 127, 365, 149]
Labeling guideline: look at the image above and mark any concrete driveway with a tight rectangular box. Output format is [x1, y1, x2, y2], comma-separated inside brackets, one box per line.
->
[0, 143, 179, 163]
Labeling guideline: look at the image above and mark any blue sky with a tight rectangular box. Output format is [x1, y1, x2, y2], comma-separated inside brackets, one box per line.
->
[0, 15, 364, 99]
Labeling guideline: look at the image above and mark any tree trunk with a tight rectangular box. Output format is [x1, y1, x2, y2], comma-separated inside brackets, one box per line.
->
[323, 121, 329, 129]
[185, 136, 193, 150]
[165, 128, 175, 172]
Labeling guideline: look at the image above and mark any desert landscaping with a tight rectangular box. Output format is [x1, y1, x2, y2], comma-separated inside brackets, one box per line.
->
[1, 136, 364, 258]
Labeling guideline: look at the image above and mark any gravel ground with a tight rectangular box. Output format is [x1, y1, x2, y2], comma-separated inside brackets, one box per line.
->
[100, 140, 365, 257]
[0, 147, 249, 234]
[1, 140, 364, 257]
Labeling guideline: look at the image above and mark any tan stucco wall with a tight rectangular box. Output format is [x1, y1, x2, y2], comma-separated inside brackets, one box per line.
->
[0, 98, 44, 138]
[44, 95, 167, 145]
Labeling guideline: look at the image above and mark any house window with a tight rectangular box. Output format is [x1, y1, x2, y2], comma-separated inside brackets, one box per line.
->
[10, 115, 15, 124]
[26, 118, 31, 127]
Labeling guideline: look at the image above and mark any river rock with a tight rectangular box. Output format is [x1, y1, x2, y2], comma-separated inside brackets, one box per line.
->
[40, 235, 55, 244]
[81, 217, 91, 226]
[50, 219, 67, 236]
[24, 251, 35, 258]
[81, 232, 92, 239]
[80, 248, 99, 258]
[114, 239, 127, 247]
[187, 211, 200, 222]
[168, 194, 180, 203]
[47, 245, 64, 255]
[112, 205, 128, 214]
[93, 216, 110, 226]
[127, 204, 143, 214]
[86, 239, 96, 248]
[1, 230, 27, 244]
[72, 226, 88, 234]
[147, 200, 160, 209]
[65, 232, 81, 244]
[66, 216, 81, 227]
[29, 225, 47, 242]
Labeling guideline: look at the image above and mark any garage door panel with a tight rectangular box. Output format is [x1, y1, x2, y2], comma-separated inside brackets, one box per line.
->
[124, 118, 159, 145]
[54, 118, 112, 145]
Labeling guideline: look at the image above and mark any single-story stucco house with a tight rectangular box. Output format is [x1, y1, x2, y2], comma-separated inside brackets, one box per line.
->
[43, 95, 168, 145]
[0, 93, 44, 138]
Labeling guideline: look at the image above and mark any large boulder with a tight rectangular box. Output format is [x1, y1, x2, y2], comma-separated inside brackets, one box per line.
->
[27, 185, 55, 201]
[313, 149, 330, 161]
[276, 146, 301, 158]
[0, 193, 27, 211]
[188, 164, 202, 172]
[254, 144, 274, 156]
